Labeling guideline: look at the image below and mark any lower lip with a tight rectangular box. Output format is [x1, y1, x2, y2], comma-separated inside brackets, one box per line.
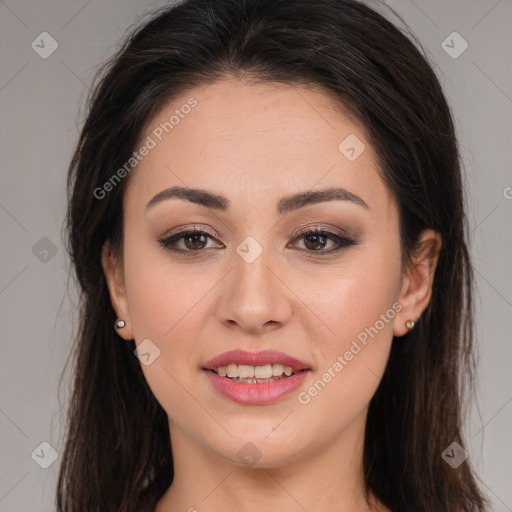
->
[203, 369, 311, 405]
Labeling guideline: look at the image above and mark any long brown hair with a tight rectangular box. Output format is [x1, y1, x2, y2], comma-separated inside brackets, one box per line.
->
[58, 0, 489, 510]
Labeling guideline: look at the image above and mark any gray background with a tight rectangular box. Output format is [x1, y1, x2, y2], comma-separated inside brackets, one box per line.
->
[0, 0, 511, 510]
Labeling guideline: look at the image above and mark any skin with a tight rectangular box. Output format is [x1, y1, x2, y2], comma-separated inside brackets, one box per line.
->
[102, 78, 441, 512]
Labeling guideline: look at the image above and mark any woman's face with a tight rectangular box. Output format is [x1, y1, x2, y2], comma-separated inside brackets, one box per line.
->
[104, 78, 417, 468]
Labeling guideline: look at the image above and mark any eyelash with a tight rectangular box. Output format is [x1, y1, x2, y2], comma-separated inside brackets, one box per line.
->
[158, 226, 356, 257]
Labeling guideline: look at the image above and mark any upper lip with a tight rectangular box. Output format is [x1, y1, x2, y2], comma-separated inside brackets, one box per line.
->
[203, 349, 311, 372]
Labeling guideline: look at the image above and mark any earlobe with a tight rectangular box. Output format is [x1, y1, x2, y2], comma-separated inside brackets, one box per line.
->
[101, 241, 134, 340]
[393, 229, 442, 337]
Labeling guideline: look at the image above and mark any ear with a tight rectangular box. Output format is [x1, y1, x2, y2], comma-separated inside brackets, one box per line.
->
[393, 229, 442, 337]
[101, 241, 134, 340]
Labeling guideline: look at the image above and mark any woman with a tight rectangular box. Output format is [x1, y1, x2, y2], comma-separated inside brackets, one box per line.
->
[57, 0, 489, 510]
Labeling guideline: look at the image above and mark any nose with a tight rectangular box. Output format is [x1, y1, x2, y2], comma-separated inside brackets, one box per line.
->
[216, 247, 292, 335]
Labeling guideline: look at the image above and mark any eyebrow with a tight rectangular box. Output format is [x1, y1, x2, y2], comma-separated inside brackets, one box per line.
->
[145, 185, 369, 214]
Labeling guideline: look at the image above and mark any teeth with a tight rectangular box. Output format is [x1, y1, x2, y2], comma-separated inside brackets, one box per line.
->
[272, 364, 284, 376]
[238, 365, 254, 378]
[226, 364, 238, 378]
[215, 363, 295, 378]
[255, 364, 272, 379]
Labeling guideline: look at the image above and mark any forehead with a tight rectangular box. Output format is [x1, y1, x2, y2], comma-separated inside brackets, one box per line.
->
[124, 78, 394, 217]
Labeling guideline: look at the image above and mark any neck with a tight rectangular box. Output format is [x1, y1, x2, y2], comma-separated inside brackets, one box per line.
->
[155, 412, 388, 512]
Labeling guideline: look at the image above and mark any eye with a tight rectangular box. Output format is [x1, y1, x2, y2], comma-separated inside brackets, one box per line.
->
[159, 227, 223, 255]
[289, 227, 356, 254]
[158, 225, 357, 256]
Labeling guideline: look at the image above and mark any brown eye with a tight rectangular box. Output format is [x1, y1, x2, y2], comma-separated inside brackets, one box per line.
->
[159, 226, 356, 257]
[303, 232, 330, 251]
[159, 229, 223, 255]
[182, 232, 208, 251]
[291, 228, 356, 254]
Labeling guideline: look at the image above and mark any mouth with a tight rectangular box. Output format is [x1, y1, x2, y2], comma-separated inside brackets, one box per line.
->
[202, 350, 312, 394]
[203, 364, 307, 384]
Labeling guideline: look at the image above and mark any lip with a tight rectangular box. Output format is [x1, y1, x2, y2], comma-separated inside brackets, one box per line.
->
[203, 368, 311, 405]
[202, 349, 312, 405]
[203, 349, 311, 372]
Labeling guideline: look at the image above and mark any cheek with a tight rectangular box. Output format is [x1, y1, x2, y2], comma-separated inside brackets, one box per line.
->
[122, 244, 215, 415]
[299, 251, 401, 350]
[121, 236, 207, 363]
[122, 233, 212, 341]
[294, 250, 401, 419]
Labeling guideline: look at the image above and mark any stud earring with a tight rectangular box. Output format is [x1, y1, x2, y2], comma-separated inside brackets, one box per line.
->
[115, 319, 126, 330]
[406, 320, 415, 331]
